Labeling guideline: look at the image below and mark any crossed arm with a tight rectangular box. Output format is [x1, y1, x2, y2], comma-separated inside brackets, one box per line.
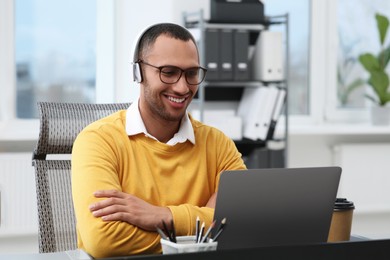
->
[89, 190, 217, 231]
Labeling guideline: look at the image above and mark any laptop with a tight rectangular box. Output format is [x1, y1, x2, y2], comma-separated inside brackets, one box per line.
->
[212, 166, 341, 250]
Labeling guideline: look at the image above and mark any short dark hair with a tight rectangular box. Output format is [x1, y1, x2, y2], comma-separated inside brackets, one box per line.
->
[134, 23, 198, 62]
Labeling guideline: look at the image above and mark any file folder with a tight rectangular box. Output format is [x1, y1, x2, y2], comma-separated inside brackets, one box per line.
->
[219, 29, 234, 81]
[255, 86, 279, 140]
[253, 31, 284, 82]
[268, 140, 286, 168]
[269, 146, 285, 168]
[244, 147, 269, 169]
[237, 87, 261, 140]
[237, 86, 279, 141]
[266, 88, 286, 140]
[237, 87, 266, 140]
[204, 28, 220, 81]
[244, 143, 285, 169]
[233, 30, 250, 81]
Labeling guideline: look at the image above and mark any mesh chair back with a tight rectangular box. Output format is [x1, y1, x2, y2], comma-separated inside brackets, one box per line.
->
[32, 102, 130, 253]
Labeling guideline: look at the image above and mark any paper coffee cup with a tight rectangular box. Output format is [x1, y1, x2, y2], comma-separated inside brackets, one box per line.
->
[327, 198, 355, 242]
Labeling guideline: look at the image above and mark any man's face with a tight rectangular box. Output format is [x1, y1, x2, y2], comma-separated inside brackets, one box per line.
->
[139, 35, 199, 123]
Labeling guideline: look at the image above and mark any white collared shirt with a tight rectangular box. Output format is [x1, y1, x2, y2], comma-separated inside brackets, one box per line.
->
[125, 99, 195, 146]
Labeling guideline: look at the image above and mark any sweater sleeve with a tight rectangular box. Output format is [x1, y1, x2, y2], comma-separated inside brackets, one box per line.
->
[167, 204, 214, 237]
[71, 128, 161, 258]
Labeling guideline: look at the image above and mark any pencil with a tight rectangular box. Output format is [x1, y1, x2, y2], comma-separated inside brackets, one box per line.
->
[214, 218, 226, 234]
[197, 222, 205, 243]
[200, 220, 216, 243]
[170, 219, 177, 243]
[212, 218, 227, 241]
[162, 220, 173, 242]
[211, 226, 226, 241]
[195, 216, 200, 242]
[155, 226, 169, 240]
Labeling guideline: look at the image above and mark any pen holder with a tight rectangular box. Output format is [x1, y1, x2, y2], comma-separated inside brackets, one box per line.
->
[160, 235, 218, 254]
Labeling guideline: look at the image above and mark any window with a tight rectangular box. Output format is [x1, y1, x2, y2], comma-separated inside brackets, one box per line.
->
[326, 0, 390, 122]
[263, 0, 310, 116]
[336, 0, 390, 109]
[15, 0, 96, 118]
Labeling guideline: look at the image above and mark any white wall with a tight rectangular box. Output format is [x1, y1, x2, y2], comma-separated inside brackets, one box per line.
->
[288, 127, 390, 239]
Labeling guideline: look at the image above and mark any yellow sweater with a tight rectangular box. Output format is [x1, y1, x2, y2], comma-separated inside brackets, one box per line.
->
[71, 110, 246, 258]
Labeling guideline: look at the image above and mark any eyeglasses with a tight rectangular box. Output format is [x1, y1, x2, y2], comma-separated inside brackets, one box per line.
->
[139, 60, 207, 85]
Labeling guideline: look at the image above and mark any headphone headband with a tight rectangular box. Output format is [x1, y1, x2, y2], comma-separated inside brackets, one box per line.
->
[131, 23, 196, 83]
[131, 24, 155, 83]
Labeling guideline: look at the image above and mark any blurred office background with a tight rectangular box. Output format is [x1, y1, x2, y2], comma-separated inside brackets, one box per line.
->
[0, 0, 389, 253]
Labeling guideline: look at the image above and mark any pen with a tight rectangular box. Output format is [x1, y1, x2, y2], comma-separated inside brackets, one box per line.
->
[200, 220, 216, 243]
[155, 226, 169, 240]
[162, 220, 173, 242]
[197, 222, 205, 243]
[195, 216, 200, 242]
[211, 226, 226, 241]
[212, 218, 227, 241]
[170, 219, 177, 243]
[214, 217, 226, 234]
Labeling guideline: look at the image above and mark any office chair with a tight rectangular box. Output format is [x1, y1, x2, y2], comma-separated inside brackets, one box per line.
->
[32, 101, 131, 253]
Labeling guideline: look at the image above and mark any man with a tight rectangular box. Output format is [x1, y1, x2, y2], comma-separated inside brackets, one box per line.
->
[71, 23, 246, 258]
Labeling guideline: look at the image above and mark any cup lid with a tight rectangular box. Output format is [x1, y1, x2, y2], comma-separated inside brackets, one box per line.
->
[334, 198, 355, 210]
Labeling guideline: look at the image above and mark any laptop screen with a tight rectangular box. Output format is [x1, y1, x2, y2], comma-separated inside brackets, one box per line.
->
[212, 166, 341, 250]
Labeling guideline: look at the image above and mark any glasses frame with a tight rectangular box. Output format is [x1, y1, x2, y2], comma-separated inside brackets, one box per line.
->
[138, 60, 207, 85]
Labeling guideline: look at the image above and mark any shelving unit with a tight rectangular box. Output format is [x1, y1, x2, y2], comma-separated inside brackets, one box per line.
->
[183, 9, 289, 168]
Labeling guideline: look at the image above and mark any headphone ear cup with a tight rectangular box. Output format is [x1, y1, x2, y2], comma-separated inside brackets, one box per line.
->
[132, 62, 142, 83]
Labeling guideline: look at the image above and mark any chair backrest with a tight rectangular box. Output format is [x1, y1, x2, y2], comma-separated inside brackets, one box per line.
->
[32, 102, 131, 253]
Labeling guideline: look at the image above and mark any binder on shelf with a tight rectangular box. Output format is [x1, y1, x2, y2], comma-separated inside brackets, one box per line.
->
[237, 86, 279, 141]
[244, 142, 286, 169]
[219, 29, 234, 81]
[266, 88, 286, 140]
[204, 28, 220, 81]
[237, 87, 268, 141]
[244, 147, 269, 169]
[233, 29, 250, 81]
[253, 31, 284, 82]
[255, 86, 279, 140]
[267, 140, 286, 168]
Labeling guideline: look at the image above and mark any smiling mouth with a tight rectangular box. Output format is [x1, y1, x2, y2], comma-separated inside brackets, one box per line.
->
[167, 96, 186, 103]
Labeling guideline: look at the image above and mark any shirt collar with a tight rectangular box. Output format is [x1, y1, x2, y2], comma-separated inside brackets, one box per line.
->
[126, 99, 195, 145]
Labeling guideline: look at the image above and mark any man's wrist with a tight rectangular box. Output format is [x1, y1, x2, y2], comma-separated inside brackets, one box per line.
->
[157, 207, 173, 230]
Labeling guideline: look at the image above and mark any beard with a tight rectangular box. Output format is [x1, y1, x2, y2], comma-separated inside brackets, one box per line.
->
[143, 82, 192, 122]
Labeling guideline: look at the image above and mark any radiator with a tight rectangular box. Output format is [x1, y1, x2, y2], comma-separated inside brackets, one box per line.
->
[0, 152, 38, 232]
[333, 143, 390, 213]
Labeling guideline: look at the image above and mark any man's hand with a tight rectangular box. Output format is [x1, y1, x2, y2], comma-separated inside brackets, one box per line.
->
[89, 190, 172, 231]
